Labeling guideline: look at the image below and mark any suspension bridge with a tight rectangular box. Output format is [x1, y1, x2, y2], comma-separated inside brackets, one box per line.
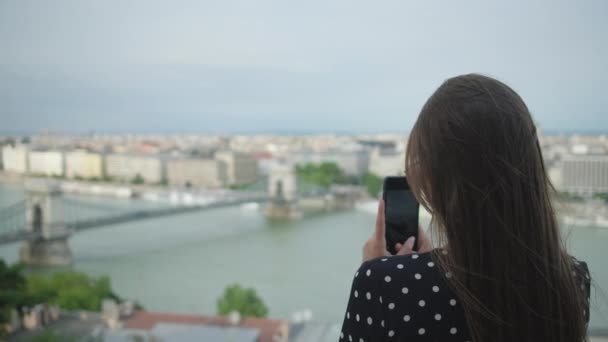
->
[0, 166, 360, 266]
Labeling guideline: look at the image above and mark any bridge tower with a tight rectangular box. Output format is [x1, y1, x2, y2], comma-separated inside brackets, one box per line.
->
[20, 180, 72, 266]
[265, 164, 301, 220]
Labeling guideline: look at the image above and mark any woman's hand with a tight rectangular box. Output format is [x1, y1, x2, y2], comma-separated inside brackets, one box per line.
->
[362, 200, 433, 263]
[395, 225, 433, 255]
[362, 200, 390, 263]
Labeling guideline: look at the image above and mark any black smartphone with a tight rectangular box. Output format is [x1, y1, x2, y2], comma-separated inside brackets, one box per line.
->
[382, 176, 419, 255]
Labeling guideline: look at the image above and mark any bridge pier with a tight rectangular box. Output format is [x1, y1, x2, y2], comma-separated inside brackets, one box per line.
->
[265, 165, 301, 220]
[20, 180, 72, 266]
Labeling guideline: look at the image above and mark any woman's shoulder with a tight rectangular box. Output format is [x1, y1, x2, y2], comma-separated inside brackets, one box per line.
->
[353, 250, 451, 295]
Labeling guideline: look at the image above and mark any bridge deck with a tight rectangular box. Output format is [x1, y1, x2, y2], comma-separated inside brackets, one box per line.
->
[0, 197, 268, 245]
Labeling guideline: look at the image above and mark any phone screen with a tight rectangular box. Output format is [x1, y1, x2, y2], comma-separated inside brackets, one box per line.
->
[383, 177, 419, 255]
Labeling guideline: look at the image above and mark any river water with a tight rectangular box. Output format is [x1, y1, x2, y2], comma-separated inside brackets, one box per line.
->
[0, 184, 606, 332]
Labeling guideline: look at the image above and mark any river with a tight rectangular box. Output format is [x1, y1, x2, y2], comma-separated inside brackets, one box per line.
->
[0, 183, 606, 332]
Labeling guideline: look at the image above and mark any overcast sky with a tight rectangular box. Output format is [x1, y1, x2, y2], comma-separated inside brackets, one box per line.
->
[1, 0, 606, 134]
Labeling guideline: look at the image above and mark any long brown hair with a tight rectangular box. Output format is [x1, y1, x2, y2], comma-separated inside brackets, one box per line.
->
[406, 74, 587, 342]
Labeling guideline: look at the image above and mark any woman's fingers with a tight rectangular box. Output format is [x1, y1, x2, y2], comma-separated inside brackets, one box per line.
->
[374, 200, 385, 240]
[396, 237, 416, 255]
[362, 200, 389, 263]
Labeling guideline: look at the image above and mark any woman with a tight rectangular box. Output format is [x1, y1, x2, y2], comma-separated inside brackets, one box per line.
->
[340, 74, 591, 342]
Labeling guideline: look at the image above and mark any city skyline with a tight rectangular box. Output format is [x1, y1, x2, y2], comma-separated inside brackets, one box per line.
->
[1, 0, 607, 134]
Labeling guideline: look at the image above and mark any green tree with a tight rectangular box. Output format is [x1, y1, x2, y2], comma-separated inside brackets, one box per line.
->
[362, 172, 383, 197]
[26, 271, 121, 311]
[131, 174, 145, 185]
[296, 162, 347, 188]
[593, 192, 608, 202]
[0, 260, 27, 333]
[217, 284, 268, 318]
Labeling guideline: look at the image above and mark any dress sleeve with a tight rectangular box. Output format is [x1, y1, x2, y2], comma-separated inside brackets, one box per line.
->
[339, 261, 387, 342]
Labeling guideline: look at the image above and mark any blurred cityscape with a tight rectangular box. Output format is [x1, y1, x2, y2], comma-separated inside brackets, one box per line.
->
[1, 131, 608, 341]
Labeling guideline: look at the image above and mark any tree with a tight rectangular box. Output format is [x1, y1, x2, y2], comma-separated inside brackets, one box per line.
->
[26, 271, 121, 311]
[362, 172, 383, 197]
[217, 284, 268, 318]
[0, 260, 28, 333]
[131, 174, 145, 185]
[296, 162, 347, 188]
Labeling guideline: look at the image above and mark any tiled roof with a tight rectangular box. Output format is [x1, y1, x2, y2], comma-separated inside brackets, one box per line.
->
[124, 311, 287, 342]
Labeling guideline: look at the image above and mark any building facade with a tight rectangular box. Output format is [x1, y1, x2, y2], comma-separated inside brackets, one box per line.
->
[560, 155, 608, 194]
[2, 145, 28, 174]
[215, 151, 258, 186]
[28, 150, 64, 177]
[368, 148, 406, 177]
[167, 158, 226, 188]
[105, 154, 164, 184]
[65, 150, 104, 179]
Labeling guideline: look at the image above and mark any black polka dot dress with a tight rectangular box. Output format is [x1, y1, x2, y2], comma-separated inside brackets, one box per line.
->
[339, 250, 591, 342]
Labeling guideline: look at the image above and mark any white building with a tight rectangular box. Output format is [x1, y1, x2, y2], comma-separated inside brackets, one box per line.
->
[28, 150, 64, 177]
[105, 154, 164, 184]
[167, 158, 226, 188]
[2, 144, 28, 174]
[560, 155, 608, 194]
[368, 148, 405, 177]
[215, 151, 258, 186]
[65, 150, 104, 179]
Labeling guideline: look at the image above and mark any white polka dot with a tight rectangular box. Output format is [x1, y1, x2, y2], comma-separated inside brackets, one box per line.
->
[355, 271, 359, 277]
[356, 314, 360, 321]
[381, 258, 388, 262]
[427, 261, 435, 267]
[414, 273, 422, 280]
[418, 328, 425, 335]
[388, 330, 395, 337]
[354, 290, 358, 298]
[359, 339, 364, 342]
[340, 332, 344, 339]
[367, 316, 373, 325]
[346, 312, 350, 319]
[450, 299, 457, 306]
[366, 292, 371, 300]
[412, 254, 419, 259]
[450, 327, 457, 335]
[401, 287, 409, 294]
[385, 275, 392, 283]
[434, 314, 442, 321]
[381, 320, 385, 327]
[418, 300, 425, 307]
[349, 335, 352, 342]
[388, 302, 395, 310]
[445, 271, 453, 278]
[432, 285, 439, 292]
[379, 296, 383, 303]
[397, 264, 404, 269]
[366, 269, 371, 276]
[403, 315, 410, 322]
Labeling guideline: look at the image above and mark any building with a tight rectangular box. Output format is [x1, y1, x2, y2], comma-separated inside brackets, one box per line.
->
[105, 154, 165, 184]
[65, 150, 104, 179]
[368, 148, 406, 177]
[167, 158, 226, 188]
[28, 150, 64, 177]
[121, 311, 289, 342]
[215, 151, 258, 186]
[2, 144, 28, 174]
[560, 155, 608, 194]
